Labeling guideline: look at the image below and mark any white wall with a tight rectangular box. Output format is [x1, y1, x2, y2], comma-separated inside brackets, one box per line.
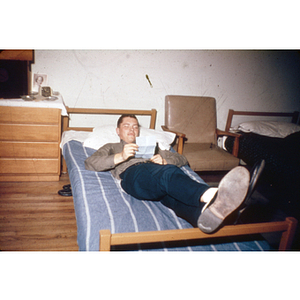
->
[32, 50, 300, 129]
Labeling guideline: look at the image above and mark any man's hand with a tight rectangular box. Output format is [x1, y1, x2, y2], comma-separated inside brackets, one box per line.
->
[150, 154, 167, 165]
[114, 143, 139, 165]
[122, 143, 139, 160]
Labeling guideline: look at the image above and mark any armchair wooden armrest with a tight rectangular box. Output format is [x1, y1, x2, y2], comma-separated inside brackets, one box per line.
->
[216, 129, 241, 158]
[162, 125, 186, 154]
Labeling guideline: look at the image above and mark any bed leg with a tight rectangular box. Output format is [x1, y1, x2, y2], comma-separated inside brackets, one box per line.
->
[61, 115, 69, 174]
[232, 136, 240, 157]
[99, 229, 112, 251]
[62, 158, 67, 174]
[278, 217, 298, 250]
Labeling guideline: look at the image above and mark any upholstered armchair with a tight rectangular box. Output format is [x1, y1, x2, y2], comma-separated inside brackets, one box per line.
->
[162, 95, 240, 172]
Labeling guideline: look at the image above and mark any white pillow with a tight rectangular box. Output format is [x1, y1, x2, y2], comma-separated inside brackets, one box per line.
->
[83, 125, 119, 150]
[231, 121, 300, 138]
[83, 125, 176, 150]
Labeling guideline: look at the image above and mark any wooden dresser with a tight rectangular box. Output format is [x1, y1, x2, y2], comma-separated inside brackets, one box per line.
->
[0, 106, 62, 181]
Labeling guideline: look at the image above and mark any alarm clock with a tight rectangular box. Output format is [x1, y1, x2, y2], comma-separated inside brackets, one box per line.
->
[41, 86, 52, 97]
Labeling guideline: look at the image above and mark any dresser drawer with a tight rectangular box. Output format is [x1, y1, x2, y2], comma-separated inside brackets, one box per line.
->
[0, 141, 59, 158]
[0, 106, 61, 124]
[0, 158, 59, 174]
[0, 124, 59, 142]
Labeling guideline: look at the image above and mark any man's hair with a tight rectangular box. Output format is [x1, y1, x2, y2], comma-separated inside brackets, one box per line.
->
[117, 114, 140, 128]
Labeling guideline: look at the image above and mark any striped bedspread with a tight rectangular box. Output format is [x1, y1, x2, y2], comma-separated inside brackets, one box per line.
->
[63, 140, 272, 251]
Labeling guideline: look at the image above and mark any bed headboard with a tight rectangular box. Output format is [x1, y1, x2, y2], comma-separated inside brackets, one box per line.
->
[225, 109, 300, 132]
[62, 107, 157, 133]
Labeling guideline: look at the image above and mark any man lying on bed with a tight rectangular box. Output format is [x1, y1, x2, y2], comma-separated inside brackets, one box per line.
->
[85, 114, 258, 234]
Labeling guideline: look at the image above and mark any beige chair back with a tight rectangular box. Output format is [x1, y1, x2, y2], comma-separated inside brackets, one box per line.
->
[165, 95, 217, 144]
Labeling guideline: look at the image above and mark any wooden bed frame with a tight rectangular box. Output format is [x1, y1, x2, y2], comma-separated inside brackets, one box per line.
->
[99, 217, 297, 251]
[225, 110, 300, 132]
[224, 110, 300, 157]
[61, 106, 298, 251]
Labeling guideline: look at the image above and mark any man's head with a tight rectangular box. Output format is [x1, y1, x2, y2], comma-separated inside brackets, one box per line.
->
[116, 114, 140, 143]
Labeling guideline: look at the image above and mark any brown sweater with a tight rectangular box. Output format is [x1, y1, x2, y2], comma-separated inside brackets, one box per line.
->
[84, 140, 188, 180]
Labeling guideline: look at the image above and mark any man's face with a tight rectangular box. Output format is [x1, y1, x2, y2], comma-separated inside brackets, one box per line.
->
[116, 117, 140, 143]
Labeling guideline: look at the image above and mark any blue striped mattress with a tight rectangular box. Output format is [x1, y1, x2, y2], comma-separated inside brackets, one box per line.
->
[63, 140, 272, 251]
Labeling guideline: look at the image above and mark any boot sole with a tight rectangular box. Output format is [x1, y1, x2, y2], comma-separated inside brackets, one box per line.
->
[197, 166, 250, 233]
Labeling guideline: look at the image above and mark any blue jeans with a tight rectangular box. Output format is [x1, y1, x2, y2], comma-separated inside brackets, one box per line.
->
[120, 163, 210, 226]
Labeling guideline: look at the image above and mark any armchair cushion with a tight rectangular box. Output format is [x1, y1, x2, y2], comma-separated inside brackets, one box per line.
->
[176, 143, 240, 171]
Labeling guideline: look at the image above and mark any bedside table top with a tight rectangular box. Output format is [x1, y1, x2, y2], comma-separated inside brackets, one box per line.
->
[0, 93, 68, 116]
